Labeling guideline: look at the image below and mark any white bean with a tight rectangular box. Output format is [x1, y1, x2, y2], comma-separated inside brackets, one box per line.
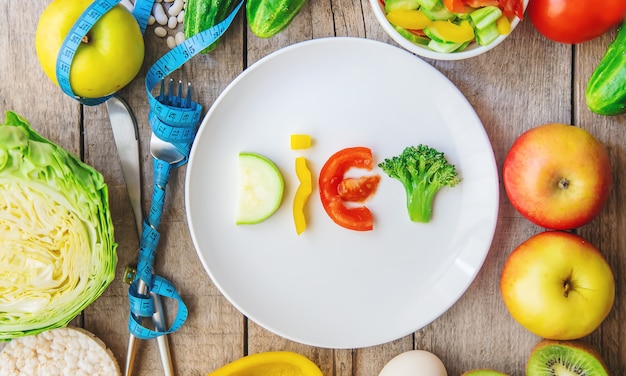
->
[154, 26, 168, 37]
[153, 3, 168, 25]
[166, 36, 177, 49]
[168, 0, 184, 16]
[177, 10, 185, 23]
[148, 15, 156, 25]
[167, 16, 178, 29]
[175, 31, 185, 45]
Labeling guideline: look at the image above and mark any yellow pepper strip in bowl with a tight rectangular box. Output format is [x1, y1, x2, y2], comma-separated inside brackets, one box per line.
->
[429, 20, 475, 43]
[386, 9, 432, 30]
[496, 15, 511, 35]
[293, 156, 313, 235]
[207, 351, 323, 376]
[290, 134, 312, 150]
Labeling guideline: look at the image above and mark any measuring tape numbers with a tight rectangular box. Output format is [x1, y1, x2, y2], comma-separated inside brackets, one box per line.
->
[56, 0, 244, 340]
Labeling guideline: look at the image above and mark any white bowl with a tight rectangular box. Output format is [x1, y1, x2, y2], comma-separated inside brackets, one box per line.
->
[369, 0, 528, 60]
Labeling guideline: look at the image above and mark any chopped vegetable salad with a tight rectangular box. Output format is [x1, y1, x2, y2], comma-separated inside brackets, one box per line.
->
[381, 0, 524, 53]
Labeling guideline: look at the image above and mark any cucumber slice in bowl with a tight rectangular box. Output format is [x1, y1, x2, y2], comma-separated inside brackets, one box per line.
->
[236, 152, 285, 224]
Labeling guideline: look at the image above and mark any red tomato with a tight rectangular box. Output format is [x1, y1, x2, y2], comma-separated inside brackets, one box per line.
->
[319, 147, 377, 231]
[337, 175, 381, 203]
[528, 0, 626, 44]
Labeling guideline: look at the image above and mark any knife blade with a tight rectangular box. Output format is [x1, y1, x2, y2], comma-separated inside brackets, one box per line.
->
[107, 96, 143, 235]
[106, 96, 174, 376]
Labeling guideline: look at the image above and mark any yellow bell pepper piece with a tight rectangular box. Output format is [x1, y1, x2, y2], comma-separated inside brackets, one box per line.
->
[207, 351, 323, 376]
[430, 20, 474, 43]
[496, 15, 511, 35]
[386, 9, 432, 30]
[290, 134, 312, 150]
[293, 156, 312, 235]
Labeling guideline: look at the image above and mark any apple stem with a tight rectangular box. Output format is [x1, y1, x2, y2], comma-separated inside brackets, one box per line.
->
[563, 280, 571, 297]
[81, 35, 89, 43]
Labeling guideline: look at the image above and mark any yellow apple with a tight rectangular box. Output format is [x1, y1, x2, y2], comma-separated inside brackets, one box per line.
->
[35, 0, 144, 99]
[500, 231, 615, 340]
[503, 123, 612, 230]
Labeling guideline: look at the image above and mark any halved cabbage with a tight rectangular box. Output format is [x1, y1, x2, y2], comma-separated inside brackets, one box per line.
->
[0, 111, 116, 340]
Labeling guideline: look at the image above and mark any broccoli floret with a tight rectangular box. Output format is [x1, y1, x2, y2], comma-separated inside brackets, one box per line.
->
[378, 144, 461, 223]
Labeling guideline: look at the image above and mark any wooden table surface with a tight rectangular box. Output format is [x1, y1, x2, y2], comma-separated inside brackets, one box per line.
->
[2, 0, 625, 375]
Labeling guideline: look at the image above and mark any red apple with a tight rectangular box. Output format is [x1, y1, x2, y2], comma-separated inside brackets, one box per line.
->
[503, 123, 612, 230]
[500, 231, 615, 340]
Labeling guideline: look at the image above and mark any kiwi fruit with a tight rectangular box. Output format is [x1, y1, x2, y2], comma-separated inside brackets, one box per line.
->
[461, 370, 508, 376]
[527, 340, 609, 375]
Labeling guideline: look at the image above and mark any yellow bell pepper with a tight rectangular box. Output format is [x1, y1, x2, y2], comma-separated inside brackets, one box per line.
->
[429, 20, 474, 43]
[207, 351, 323, 376]
[496, 15, 511, 35]
[386, 9, 432, 30]
[290, 134, 312, 150]
[293, 156, 312, 235]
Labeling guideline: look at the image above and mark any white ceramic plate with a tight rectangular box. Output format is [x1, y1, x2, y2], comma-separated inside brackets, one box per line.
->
[185, 37, 499, 349]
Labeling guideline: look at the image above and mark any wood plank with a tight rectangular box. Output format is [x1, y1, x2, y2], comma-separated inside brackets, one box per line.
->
[1, 0, 81, 153]
[575, 25, 626, 374]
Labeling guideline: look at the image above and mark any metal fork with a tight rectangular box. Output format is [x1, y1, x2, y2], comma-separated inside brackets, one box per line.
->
[126, 79, 193, 376]
[151, 79, 187, 166]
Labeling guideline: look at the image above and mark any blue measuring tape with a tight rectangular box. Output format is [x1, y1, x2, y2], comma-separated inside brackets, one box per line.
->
[55, 0, 244, 340]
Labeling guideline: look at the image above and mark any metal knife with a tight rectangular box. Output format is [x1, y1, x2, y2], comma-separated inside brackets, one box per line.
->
[106, 96, 174, 376]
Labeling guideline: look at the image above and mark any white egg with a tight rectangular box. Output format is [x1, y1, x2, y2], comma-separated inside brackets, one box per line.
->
[378, 350, 448, 376]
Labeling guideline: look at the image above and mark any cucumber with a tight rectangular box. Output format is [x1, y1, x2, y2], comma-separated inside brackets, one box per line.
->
[236, 152, 284, 225]
[475, 23, 500, 46]
[416, 0, 441, 11]
[428, 39, 464, 53]
[586, 22, 626, 116]
[421, 5, 454, 21]
[184, 0, 239, 53]
[393, 25, 430, 46]
[384, 0, 420, 13]
[247, 0, 308, 38]
[469, 6, 502, 30]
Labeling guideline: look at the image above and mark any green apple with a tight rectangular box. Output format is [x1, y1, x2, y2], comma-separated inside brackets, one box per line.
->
[500, 231, 615, 340]
[503, 123, 612, 230]
[236, 152, 284, 225]
[35, 0, 144, 99]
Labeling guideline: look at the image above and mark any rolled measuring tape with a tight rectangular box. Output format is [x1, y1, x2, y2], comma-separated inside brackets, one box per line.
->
[56, 0, 244, 339]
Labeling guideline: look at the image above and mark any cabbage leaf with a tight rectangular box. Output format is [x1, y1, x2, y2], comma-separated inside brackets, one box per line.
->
[0, 111, 117, 340]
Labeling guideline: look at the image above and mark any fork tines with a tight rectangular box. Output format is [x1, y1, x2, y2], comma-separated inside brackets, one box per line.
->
[158, 79, 192, 109]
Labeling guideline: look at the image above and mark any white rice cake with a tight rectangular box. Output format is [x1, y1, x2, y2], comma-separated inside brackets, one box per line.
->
[0, 327, 120, 376]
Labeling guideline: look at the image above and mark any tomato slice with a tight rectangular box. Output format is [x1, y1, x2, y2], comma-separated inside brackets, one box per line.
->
[337, 175, 381, 203]
[497, 0, 524, 19]
[319, 147, 377, 231]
